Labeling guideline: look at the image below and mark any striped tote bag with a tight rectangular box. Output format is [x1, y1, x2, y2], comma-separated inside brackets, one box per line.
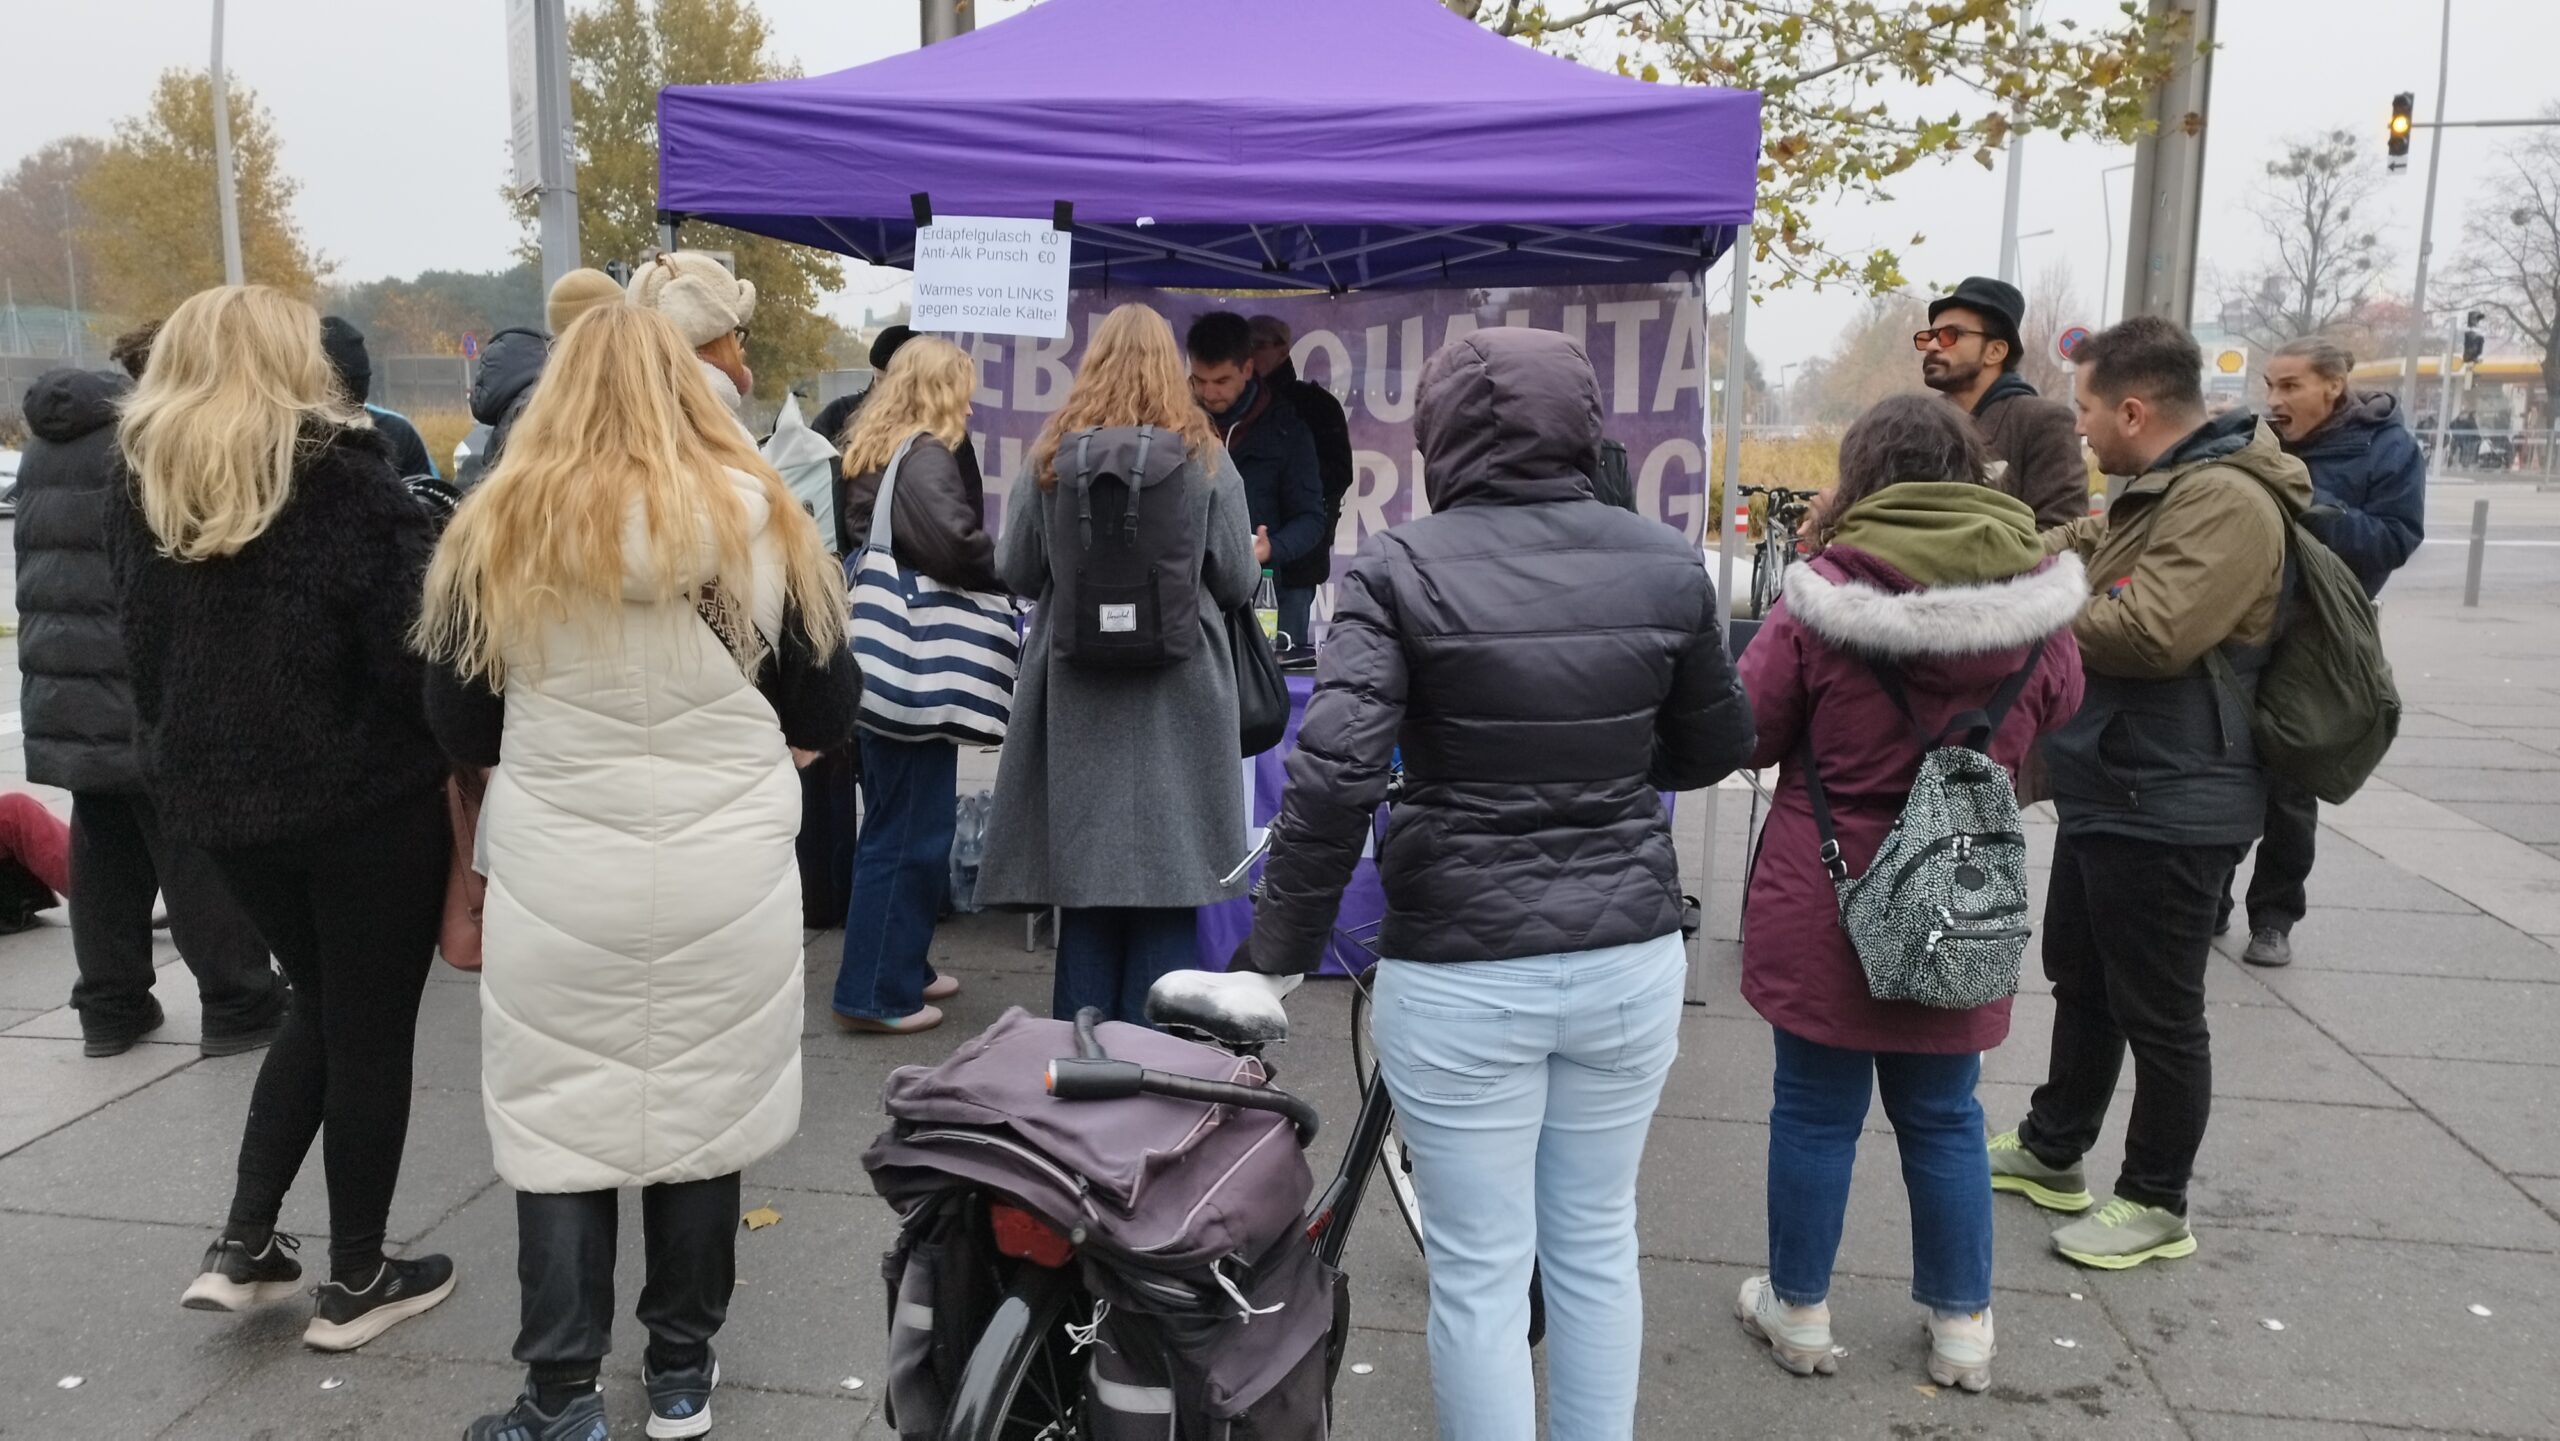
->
[849, 436, 1020, 746]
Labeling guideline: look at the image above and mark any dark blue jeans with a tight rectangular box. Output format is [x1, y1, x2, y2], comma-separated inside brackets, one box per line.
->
[1766, 1027, 1992, 1314]
[832, 735, 955, 1022]
[1052, 907, 1197, 1025]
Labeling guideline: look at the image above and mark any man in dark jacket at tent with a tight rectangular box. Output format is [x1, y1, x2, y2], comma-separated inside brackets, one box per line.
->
[1921, 277, 2090, 528]
[15, 345, 284, 1058]
[1251, 315, 1353, 658]
[319, 317, 439, 482]
[2215, 335, 2426, 968]
[1188, 311, 1324, 648]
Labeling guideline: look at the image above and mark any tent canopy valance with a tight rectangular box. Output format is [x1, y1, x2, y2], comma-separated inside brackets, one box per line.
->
[655, 0, 1761, 292]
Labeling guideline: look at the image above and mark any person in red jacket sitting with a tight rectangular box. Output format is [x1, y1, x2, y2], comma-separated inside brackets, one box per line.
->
[1731, 394, 2087, 1395]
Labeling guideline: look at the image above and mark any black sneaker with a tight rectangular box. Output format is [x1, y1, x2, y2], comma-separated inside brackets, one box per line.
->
[463, 1388, 608, 1441]
[180, 1230, 303, 1311]
[2242, 927, 2294, 968]
[303, 1253, 457, 1352]
[83, 996, 167, 1058]
[201, 993, 288, 1059]
[643, 1352, 720, 1439]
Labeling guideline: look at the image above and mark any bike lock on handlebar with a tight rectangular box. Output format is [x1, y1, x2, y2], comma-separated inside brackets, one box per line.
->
[1047, 1008, 1322, 1146]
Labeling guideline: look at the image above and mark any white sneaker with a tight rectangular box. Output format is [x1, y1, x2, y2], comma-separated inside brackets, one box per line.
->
[1736, 1275, 1837, 1376]
[1925, 1307, 1996, 1392]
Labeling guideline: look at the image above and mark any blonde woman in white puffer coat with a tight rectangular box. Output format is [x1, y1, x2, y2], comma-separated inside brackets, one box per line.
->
[418, 303, 858, 1441]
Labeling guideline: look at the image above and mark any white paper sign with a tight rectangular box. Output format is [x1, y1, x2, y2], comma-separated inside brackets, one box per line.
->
[910, 217, 1072, 339]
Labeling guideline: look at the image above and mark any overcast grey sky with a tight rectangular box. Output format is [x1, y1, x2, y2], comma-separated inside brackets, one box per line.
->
[4, 0, 2553, 370]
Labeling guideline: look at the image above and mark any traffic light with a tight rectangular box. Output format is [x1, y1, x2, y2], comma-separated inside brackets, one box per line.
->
[2463, 310, 2487, 367]
[2389, 93, 2415, 163]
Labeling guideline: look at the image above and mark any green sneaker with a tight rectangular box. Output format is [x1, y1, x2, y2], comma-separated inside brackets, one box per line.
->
[1987, 1129, 2093, 1213]
[2052, 1196, 2197, 1270]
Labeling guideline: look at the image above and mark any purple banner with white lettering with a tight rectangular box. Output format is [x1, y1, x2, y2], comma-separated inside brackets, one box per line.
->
[948, 282, 1709, 622]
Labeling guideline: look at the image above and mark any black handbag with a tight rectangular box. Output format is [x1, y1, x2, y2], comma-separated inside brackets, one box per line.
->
[1228, 605, 1290, 757]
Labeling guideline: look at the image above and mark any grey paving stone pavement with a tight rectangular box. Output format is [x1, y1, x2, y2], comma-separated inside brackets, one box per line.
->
[4, 485, 2560, 1436]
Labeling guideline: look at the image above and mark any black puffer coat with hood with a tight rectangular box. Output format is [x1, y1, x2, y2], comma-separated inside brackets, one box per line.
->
[467, 326, 548, 482]
[1241, 329, 1755, 972]
[14, 368, 144, 794]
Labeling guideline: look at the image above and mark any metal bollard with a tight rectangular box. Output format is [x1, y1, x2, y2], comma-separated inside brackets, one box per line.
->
[2464, 498, 2489, 609]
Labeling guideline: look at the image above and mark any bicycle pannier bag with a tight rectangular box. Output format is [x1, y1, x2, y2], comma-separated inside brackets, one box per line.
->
[866, 1009, 1334, 1439]
[1047, 426, 1203, 669]
[1803, 643, 2042, 1010]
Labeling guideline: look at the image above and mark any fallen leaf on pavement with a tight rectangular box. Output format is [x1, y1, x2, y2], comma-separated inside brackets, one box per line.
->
[742, 1206, 782, 1231]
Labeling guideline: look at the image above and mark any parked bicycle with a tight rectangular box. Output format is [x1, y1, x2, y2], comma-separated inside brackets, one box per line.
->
[1736, 482, 1824, 619]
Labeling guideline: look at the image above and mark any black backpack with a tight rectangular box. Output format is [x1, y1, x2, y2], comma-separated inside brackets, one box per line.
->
[1049, 425, 1203, 669]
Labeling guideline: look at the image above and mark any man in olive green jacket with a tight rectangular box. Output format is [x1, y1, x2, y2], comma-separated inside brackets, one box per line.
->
[1988, 316, 2313, 1273]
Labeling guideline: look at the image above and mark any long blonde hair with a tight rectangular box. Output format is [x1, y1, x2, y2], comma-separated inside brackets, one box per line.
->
[1028, 304, 1222, 489]
[415, 304, 847, 688]
[117, 285, 370, 561]
[840, 335, 975, 476]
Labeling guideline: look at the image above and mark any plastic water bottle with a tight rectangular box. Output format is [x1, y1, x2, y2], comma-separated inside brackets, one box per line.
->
[948, 790, 990, 914]
[1253, 569, 1280, 644]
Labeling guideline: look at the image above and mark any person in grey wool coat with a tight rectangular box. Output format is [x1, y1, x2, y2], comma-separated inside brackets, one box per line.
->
[972, 304, 1257, 1025]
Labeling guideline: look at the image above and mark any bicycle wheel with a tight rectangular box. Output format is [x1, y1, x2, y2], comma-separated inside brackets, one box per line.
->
[1755, 532, 1788, 617]
[1348, 979, 1427, 1255]
[942, 1264, 1087, 1441]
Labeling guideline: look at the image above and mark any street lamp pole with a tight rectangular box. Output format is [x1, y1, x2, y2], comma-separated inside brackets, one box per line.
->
[920, 0, 974, 43]
[1996, 0, 2033, 285]
[2099, 162, 2135, 328]
[58, 183, 82, 365]
[209, 0, 245, 287]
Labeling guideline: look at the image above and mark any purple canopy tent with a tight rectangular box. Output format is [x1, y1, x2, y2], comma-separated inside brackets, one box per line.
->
[656, 0, 1765, 999]
[654, 0, 1758, 293]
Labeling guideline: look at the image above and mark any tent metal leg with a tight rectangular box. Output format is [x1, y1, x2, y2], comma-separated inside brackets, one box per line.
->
[1688, 224, 1752, 1005]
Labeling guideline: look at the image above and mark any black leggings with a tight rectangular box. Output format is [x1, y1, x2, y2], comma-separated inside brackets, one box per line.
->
[514, 1174, 741, 1382]
[209, 787, 450, 1279]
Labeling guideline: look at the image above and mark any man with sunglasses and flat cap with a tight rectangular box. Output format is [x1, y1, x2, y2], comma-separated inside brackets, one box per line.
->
[1918, 277, 2090, 528]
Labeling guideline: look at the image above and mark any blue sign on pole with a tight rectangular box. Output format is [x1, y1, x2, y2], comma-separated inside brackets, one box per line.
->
[2057, 325, 2093, 361]
[462, 332, 480, 361]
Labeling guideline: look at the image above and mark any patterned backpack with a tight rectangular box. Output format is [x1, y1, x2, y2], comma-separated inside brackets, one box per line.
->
[1801, 640, 2044, 1010]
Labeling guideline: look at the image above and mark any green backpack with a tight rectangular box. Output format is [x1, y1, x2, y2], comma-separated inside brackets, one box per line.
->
[2219, 520, 2402, 804]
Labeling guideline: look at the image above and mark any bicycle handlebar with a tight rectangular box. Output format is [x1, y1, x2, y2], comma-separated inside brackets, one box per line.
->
[1047, 1009, 1322, 1146]
[1735, 482, 1826, 500]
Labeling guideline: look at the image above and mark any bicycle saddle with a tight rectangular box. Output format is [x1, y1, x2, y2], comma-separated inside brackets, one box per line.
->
[1144, 969, 1301, 1048]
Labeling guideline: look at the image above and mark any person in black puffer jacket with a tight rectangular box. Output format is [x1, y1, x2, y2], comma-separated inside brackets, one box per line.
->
[461, 268, 625, 488]
[16, 347, 282, 1059]
[111, 285, 456, 1352]
[1221, 328, 1754, 1438]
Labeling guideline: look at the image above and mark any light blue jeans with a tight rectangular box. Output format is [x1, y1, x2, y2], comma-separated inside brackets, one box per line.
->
[1372, 932, 1687, 1441]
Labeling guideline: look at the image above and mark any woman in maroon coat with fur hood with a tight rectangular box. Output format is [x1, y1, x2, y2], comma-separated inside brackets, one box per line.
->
[1732, 395, 2086, 1395]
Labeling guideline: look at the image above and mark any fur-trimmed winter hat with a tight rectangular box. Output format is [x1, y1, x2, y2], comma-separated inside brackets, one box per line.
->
[545, 268, 624, 336]
[626, 251, 756, 350]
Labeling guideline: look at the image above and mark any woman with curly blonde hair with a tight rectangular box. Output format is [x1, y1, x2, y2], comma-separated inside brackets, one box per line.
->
[975, 303, 1255, 1023]
[113, 284, 457, 1350]
[829, 335, 1003, 1035]
[417, 302, 858, 1440]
